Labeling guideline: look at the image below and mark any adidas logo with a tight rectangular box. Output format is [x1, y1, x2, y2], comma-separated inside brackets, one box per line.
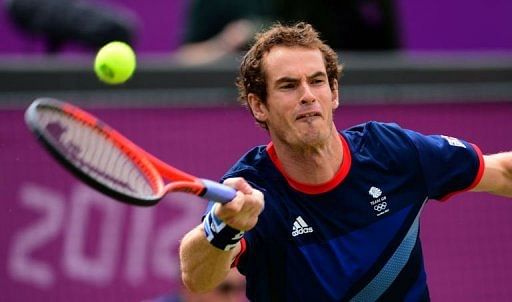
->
[292, 216, 314, 237]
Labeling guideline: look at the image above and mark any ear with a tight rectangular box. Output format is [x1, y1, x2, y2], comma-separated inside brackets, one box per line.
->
[247, 93, 268, 123]
[331, 79, 340, 109]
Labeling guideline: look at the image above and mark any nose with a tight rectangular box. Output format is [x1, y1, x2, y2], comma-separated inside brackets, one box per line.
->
[300, 82, 316, 104]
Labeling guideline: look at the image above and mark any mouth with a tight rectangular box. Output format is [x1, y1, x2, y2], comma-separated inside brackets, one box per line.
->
[296, 112, 322, 121]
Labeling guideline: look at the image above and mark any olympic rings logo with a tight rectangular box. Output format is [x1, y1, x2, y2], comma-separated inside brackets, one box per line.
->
[374, 202, 387, 212]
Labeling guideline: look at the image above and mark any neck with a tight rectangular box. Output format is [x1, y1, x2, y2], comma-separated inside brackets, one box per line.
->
[271, 130, 343, 185]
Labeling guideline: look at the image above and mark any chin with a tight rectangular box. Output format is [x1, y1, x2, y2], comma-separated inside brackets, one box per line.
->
[299, 130, 329, 146]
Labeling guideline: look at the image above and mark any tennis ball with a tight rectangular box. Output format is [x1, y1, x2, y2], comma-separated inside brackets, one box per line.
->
[94, 41, 136, 85]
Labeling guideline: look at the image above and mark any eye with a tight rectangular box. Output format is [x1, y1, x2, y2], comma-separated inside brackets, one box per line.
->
[279, 83, 296, 90]
[311, 78, 326, 85]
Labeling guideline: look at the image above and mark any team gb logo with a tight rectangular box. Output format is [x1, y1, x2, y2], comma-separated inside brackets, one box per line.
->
[369, 186, 382, 198]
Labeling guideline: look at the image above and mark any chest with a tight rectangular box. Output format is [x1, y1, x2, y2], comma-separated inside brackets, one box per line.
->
[260, 170, 425, 244]
[247, 178, 426, 301]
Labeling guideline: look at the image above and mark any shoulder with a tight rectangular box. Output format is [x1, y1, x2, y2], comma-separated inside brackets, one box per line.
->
[222, 145, 271, 182]
[342, 121, 416, 154]
[344, 121, 408, 138]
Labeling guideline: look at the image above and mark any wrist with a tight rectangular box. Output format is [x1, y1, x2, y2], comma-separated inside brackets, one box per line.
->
[203, 204, 245, 251]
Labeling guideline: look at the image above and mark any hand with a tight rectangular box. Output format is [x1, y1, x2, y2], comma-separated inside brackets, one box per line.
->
[215, 177, 264, 231]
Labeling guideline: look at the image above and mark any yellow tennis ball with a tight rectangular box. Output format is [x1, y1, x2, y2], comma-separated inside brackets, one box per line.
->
[94, 41, 136, 84]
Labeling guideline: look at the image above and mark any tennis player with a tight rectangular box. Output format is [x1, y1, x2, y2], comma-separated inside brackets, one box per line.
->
[179, 22, 512, 301]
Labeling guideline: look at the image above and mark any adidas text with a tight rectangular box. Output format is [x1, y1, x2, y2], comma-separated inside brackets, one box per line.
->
[292, 227, 313, 237]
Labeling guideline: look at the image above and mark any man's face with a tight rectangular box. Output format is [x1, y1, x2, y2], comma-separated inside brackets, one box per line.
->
[249, 46, 339, 148]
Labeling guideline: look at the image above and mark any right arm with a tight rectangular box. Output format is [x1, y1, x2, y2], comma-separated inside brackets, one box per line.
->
[179, 224, 241, 292]
[179, 177, 264, 292]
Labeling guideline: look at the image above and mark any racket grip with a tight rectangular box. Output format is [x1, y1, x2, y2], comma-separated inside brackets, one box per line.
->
[200, 179, 237, 204]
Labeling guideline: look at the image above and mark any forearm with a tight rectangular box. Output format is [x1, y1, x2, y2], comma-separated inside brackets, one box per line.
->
[179, 224, 239, 292]
[488, 152, 512, 197]
[473, 153, 512, 197]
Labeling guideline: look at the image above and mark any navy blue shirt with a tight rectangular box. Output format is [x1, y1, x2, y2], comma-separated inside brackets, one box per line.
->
[210, 122, 484, 302]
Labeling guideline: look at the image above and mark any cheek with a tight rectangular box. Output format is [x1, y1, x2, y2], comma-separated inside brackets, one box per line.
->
[267, 100, 293, 117]
[269, 106, 294, 124]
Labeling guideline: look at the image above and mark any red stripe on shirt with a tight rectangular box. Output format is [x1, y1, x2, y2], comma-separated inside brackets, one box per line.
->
[440, 143, 485, 201]
[231, 238, 246, 268]
[266, 134, 352, 195]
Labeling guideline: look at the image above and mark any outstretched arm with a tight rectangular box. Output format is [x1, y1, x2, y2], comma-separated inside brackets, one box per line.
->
[179, 224, 240, 293]
[471, 152, 512, 197]
[179, 178, 264, 292]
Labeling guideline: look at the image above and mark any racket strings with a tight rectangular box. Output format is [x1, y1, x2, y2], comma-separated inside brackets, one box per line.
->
[37, 106, 157, 198]
[115, 143, 162, 196]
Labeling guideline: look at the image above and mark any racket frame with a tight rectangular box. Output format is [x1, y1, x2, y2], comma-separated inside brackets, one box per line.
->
[25, 98, 231, 206]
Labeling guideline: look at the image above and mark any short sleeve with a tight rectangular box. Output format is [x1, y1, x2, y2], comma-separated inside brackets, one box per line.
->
[404, 130, 485, 201]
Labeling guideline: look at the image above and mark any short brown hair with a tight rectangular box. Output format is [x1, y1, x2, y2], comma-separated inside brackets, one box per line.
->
[235, 22, 342, 128]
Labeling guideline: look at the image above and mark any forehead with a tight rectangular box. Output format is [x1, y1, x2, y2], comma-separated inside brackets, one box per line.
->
[263, 46, 326, 81]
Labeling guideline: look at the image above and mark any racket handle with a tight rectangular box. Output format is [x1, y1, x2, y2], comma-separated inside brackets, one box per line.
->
[200, 179, 237, 204]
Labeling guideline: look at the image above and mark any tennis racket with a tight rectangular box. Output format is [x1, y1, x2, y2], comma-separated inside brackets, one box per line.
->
[24, 97, 236, 206]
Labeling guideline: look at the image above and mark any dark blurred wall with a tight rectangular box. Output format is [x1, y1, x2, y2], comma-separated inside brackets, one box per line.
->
[0, 0, 187, 53]
[1, 0, 512, 53]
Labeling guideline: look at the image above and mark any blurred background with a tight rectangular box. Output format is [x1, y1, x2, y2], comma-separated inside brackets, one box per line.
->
[1, 0, 512, 301]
